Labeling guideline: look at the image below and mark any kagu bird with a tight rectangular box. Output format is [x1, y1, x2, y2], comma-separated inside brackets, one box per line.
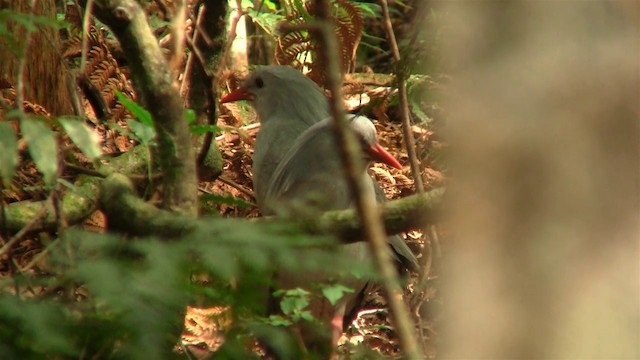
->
[221, 66, 417, 272]
[265, 115, 402, 213]
[221, 66, 330, 208]
[263, 114, 402, 358]
[220, 66, 418, 358]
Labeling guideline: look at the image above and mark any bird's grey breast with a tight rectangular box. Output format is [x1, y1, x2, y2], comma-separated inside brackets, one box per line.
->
[253, 115, 314, 206]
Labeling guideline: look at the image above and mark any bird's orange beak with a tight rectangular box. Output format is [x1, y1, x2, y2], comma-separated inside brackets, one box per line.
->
[369, 143, 402, 169]
[220, 87, 253, 103]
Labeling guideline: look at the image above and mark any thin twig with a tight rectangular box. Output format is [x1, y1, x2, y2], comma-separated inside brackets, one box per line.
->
[191, 0, 244, 167]
[418, 231, 434, 291]
[213, 0, 244, 85]
[429, 224, 442, 258]
[18, 232, 60, 273]
[312, 1, 423, 358]
[415, 234, 432, 355]
[0, 207, 48, 258]
[380, 4, 430, 355]
[169, 0, 187, 73]
[193, 14, 213, 48]
[152, 0, 171, 20]
[214, 122, 261, 141]
[215, 176, 255, 200]
[181, 4, 218, 168]
[52, 188, 67, 235]
[63, 162, 106, 178]
[14, 34, 29, 112]
[414, 226, 440, 356]
[179, 11, 200, 96]
[380, 0, 424, 193]
[184, 34, 210, 79]
[80, 0, 94, 72]
[184, 35, 217, 167]
[0, 182, 10, 279]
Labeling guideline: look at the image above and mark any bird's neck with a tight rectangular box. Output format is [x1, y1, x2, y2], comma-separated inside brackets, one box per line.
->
[256, 94, 329, 127]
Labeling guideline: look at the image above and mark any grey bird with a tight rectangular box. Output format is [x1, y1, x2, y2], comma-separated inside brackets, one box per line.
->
[221, 66, 329, 208]
[262, 115, 403, 358]
[220, 66, 418, 273]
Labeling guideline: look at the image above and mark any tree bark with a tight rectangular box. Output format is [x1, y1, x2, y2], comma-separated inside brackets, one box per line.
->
[87, 0, 198, 215]
[0, 0, 73, 116]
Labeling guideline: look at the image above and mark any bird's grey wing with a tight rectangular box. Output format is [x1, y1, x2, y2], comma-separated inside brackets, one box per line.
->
[263, 120, 334, 208]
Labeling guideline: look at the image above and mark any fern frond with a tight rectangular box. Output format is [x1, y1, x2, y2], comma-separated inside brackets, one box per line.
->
[275, 0, 364, 87]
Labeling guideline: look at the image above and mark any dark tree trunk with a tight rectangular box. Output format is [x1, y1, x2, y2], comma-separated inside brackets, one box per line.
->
[0, 0, 72, 116]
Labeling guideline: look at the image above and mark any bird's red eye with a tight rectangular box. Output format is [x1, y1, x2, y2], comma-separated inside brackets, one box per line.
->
[255, 77, 264, 88]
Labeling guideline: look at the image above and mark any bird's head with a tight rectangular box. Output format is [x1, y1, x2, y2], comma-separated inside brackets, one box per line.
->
[220, 66, 328, 124]
[350, 115, 402, 170]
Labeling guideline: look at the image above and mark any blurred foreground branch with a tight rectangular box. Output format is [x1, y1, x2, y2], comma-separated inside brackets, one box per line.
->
[2, 146, 151, 234]
[99, 173, 442, 240]
[439, 1, 639, 358]
[2, 145, 440, 239]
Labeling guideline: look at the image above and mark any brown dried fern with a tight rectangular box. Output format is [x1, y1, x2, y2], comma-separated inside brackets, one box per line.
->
[275, 0, 363, 87]
[62, 23, 136, 154]
[63, 18, 135, 120]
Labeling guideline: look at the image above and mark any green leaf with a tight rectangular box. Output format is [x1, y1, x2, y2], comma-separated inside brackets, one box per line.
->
[355, 2, 380, 17]
[115, 93, 156, 144]
[57, 178, 78, 192]
[184, 108, 196, 124]
[200, 193, 253, 209]
[116, 92, 153, 127]
[267, 314, 292, 327]
[190, 124, 223, 136]
[128, 119, 156, 145]
[0, 122, 18, 185]
[59, 117, 102, 161]
[262, 0, 278, 11]
[0, 297, 76, 356]
[277, 288, 310, 316]
[241, 0, 254, 10]
[21, 118, 58, 185]
[246, 10, 285, 36]
[321, 284, 354, 306]
[299, 310, 314, 321]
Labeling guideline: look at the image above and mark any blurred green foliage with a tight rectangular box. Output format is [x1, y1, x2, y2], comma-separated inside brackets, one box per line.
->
[0, 220, 367, 358]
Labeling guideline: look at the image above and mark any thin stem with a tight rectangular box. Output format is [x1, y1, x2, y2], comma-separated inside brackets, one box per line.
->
[0, 207, 48, 258]
[63, 162, 106, 178]
[80, 0, 94, 72]
[215, 176, 255, 200]
[213, 0, 244, 85]
[313, 0, 423, 359]
[169, 0, 187, 73]
[184, 34, 216, 167]
[380, 0, 424, 193]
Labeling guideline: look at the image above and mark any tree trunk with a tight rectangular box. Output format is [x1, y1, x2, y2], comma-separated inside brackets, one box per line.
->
[439, 1, 639, 358]
[0, 0, 72, 116]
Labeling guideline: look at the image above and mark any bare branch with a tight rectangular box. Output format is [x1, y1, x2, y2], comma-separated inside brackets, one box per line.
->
[169, 0, 187, 73]
[380, 0, 424, 193]
[86, 0, 198, 215]
[312, 0, 423, 358]
[98, 172, 443, 239]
